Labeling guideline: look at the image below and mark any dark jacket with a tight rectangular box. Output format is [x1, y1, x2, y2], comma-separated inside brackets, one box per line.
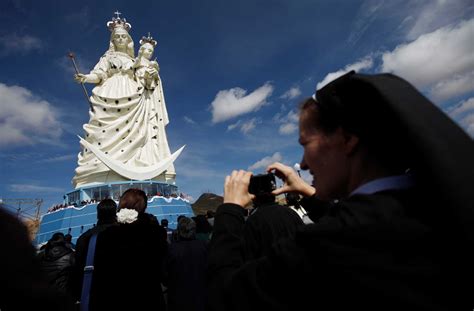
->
[89, 212, 168, 310]
[0, 208, 74, 310]
[243, 203, 303, 260]
[208, 190, 472, 310]
[38, 241, 75, 294]
[164, 239, 208, 311]
[72, 222, 117, 301]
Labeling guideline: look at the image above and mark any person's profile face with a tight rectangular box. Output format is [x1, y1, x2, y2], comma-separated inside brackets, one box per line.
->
[298, 111, 350, 200]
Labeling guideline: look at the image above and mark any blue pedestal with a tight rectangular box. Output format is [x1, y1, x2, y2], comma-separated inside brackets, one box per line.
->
[35, 181, 194, 245]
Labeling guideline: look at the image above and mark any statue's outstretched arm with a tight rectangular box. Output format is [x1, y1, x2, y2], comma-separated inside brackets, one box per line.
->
[74, 73, 101, 84]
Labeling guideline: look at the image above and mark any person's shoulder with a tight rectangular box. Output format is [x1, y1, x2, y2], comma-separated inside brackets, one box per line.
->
[139, 212, 160, 224]
[253, 203, 302, 220]
[80, 223, 116, 239]
[301, 190, 422, 236]
[96, 222, 125, 241]
[338, 190, 410, 218]
[77, 227, 94, 242]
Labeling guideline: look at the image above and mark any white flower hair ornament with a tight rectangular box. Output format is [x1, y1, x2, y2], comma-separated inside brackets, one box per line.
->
[117, 208, 139, 224]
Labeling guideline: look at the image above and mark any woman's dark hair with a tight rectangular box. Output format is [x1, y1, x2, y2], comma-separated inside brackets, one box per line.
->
[97, 198, 117, 224]
[119, 188, 147, 213]
[300, 97, 334, 133]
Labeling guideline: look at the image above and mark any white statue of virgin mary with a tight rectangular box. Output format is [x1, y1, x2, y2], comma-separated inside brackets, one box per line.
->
[73, 14, 181, 188]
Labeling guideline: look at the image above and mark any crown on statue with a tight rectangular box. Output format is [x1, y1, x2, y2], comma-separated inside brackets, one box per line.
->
[140, 33, 157, 47]
[107, 11, 132, 32]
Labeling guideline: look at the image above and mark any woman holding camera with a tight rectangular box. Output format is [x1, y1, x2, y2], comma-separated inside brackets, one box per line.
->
[208, 72, 473, 311]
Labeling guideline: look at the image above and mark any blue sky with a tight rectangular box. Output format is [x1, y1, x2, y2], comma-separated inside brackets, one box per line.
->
[1, 0, 473, 213]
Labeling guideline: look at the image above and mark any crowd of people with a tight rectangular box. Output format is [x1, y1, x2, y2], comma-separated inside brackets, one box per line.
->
[37, 190, 219, 310]
[1, 72, 473, 310]
[47, 203, 76, 213]
[46, 192, 190, 214]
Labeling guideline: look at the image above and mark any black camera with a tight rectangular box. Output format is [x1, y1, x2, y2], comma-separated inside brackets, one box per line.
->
[248, 173, 276, 195]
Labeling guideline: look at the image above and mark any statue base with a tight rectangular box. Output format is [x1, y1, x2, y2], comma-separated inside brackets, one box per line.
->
[35, 180, 194, 245]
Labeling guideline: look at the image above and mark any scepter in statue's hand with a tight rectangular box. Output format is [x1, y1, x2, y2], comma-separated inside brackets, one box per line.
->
[68, 52, 94, 112]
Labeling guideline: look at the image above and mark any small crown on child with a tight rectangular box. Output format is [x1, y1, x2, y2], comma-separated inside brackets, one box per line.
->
[140, 32, 157, 47]
[107, 11, 132, 32]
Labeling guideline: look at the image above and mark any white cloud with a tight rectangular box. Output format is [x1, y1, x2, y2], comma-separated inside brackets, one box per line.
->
[317, 56, 374, 90]
[273, 110, 299, 123]
[431, 72, 474, 102]
[9, 184, 64, 193]
[460, 113, 474, 137]
[280, 86, 302, 100]
[405, 0, 472, 40]
[240, 118, 258, 134]
[279, 123, 298, 135]
[0, 83, 62, 147]
[287, 110, 299, 123]
[447, 97, 474, 137]
[227, 118, 259, 134]
[227, 120, 241, 131]
[272, 112, 283, 123]
[449, 97, 474, 117]
[211, 82, 273, 123]
[0, 34, 43, 56]
[37, 154, 76, 163]
[183, 116, 196, 125]
[381, 19, 474, 90]
[347, 0, 385, 46]
[248, 152, 283, 171]
[274, 110, 299, 135]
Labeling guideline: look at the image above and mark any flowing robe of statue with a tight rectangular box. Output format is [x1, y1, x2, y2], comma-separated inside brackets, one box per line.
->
[73, 22, 177, 188]
[134, 55, 174, 173]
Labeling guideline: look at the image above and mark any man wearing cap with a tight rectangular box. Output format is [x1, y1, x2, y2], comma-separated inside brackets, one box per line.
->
[208, 72, 474, 310]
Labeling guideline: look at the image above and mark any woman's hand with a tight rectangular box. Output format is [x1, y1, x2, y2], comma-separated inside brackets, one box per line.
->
[267, 162, 316, 197]
[224, 170, 255, 208]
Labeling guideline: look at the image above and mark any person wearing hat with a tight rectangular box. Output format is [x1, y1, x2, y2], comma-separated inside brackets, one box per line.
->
[208, 72, 474, 310]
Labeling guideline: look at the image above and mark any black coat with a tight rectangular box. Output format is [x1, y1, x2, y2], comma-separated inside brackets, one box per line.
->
[208, 190, 472, 311]
[0, 208, 74, 310]
[243, 203, 303, 260]
[89, 213, 168, 310]
[72, 222, 117, 301]
[38, 242, 75, 293]
[164, 239, 208, 311]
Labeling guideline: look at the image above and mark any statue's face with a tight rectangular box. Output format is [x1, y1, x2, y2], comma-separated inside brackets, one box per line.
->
[141, 43, 154, 60]
[112, 28, 129, 49]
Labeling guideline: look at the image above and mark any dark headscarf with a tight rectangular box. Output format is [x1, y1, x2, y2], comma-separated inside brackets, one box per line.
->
[316, 71, 474, 243]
